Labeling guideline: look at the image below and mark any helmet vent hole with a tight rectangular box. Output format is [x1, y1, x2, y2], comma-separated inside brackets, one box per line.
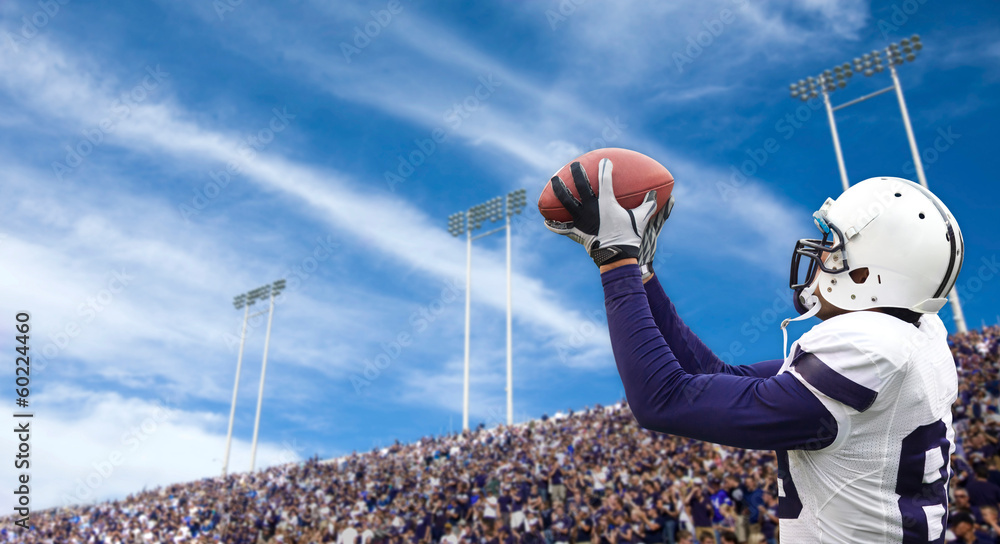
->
[919, 212, 925, 219]
[894, 192, 902, 197]
[877, 274, 882, 284]
[850, 267, 870, 284]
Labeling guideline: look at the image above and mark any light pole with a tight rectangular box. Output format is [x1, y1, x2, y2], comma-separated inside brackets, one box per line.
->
[222, 295, 249, 478]
[504, 189, 527, 425]
[223, 283, 277, 477]
[788, 35, 967, 333]
[249, 278, 285, 472]
[447, 189, 526, 430]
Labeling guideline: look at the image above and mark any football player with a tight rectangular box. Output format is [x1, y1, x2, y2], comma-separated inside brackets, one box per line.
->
[545, 158, 963, 543]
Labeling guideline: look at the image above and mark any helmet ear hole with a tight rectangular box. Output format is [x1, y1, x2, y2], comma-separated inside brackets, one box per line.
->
[849, 267, 870, 284]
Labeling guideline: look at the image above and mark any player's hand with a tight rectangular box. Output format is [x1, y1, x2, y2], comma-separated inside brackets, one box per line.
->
[637, 194, 675, 280]
[545, 158, 658, 267]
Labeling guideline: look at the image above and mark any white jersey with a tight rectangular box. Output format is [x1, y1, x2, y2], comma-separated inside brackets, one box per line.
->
[776, 310, 957, 544]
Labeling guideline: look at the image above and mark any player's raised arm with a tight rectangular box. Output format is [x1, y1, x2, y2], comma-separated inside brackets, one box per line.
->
[634, 199, 724, 376]
[601, 262, 836, 450]
[643, 271, 783, 378]
[635, 176, 782, 378]
[543, 157, 837, 450]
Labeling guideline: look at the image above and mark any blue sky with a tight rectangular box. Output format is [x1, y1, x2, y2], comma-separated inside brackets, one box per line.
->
[1, 0, 998, 510]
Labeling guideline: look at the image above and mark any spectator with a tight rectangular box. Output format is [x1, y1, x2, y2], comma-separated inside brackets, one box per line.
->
[979, 505, 1000, 541]
[744, 474, 764, 544]
[758, 491, 779, 544]
[966, 463, 1000, 508]
[4, 325, 999, 544]
[687, 483, 715, 544]
[947, 511, 992, 544]
[719, 530, 738, 544]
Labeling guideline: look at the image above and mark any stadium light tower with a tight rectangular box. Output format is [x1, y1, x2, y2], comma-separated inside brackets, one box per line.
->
[788, 35, 967, 333]
[222, 293, 250, 478]
[447, 189, 527, 430]
[222, 283, 278, 477]
[249, 279, 285, 472]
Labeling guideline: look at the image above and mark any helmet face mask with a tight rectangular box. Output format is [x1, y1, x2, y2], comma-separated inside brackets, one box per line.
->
[789, 206, 848, 313]
[790, 214, 848, 291]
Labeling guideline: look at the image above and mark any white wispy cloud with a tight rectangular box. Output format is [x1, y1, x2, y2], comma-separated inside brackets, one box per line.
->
[163, 0, 811, 268]
[0, 35, 600, 345]
[0, 384, 299, 511]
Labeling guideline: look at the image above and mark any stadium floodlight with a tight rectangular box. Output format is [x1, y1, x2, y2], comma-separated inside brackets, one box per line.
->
[222, 292, 252, 478]
[788, 35, 927, 190]
[222, 279, 286, 477]
[787, 35, 966, 333]
[503, 189, 526, 426]
[249, 279, 285, 472]
[448, 189, 526, 431]
[789, 73, 851, 192]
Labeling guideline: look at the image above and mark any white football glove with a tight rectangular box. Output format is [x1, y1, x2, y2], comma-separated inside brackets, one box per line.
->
[544, 158, 658, 267]
[637, 194, 675, 280]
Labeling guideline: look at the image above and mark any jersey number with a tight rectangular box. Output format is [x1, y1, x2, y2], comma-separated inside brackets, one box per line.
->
[896, 420, 950, 544]
[776, 450, 802, 519]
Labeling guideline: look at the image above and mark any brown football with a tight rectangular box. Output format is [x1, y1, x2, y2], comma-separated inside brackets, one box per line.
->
[538, 148, 674, 223]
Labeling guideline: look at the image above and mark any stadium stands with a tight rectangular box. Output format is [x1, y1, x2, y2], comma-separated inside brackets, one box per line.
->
[5, 324, 1000, 544]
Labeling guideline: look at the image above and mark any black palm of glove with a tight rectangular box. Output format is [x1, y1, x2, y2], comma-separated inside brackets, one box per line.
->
[544, 158, 658, 267]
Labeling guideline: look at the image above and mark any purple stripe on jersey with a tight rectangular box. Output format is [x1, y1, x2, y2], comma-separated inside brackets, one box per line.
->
[602, 265, 837, 451]
[644, 275, 783, 378]
[791, 348, 878, 412]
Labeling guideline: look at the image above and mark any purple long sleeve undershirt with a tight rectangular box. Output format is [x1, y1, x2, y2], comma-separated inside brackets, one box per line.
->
[643, 274, 783, 378]
[603, 264, 836, 451]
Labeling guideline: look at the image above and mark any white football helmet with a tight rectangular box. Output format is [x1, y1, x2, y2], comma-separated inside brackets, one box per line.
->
[790, 177, 964, 316]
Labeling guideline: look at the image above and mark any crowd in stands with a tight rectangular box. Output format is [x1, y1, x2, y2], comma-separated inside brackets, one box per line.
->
[4, 325, 1000, 544]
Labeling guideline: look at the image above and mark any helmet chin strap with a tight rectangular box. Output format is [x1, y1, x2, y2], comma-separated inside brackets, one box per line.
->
[781, 295, 821, 360]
